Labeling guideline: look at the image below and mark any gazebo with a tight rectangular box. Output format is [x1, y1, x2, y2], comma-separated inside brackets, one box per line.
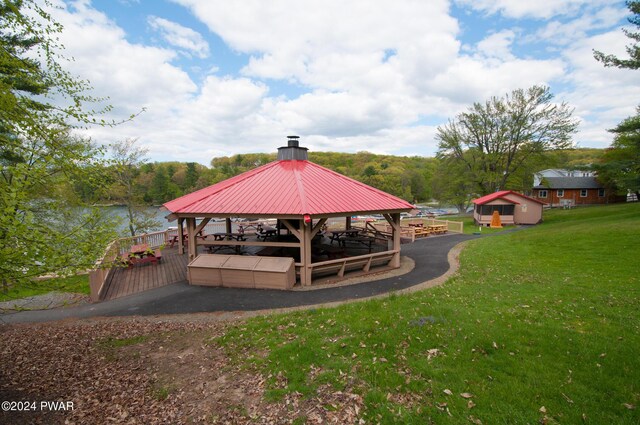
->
[162, 137, 414, 286]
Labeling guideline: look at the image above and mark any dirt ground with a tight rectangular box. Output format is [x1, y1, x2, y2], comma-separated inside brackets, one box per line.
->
[0, 318, 364, 424]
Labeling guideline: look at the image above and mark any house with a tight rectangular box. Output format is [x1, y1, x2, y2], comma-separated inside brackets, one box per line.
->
[532, 176, 608, 207]
[472, 191, 546, 227]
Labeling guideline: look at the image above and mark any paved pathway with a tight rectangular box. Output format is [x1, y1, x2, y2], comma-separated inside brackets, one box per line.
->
[0, 234, 478, 324]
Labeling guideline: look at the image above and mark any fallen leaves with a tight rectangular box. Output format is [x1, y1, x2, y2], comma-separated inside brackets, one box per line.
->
[0, 319, 369, 425]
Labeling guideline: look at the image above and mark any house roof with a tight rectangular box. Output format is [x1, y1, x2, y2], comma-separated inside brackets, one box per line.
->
[534, 176, 603, 190]
[163, 159, 414, 217]
[472, 190, 546, 205]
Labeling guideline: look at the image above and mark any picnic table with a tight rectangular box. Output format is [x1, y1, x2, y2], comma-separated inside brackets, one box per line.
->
[316, 244, 345, 260]
[338, 235, 375, 253]
[168, 230, 205, 248]
[256, 225, 277, 241]
[211, 232, 247, 241]
[427, 224, 448, 234]
[329, 228, 361, 244]
[121, 243, 162, 267]
[206, 233, 247, 254]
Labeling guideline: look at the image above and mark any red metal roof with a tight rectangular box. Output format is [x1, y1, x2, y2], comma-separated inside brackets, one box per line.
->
[473, 190, 546, 205]
[163, 160, 414, 216]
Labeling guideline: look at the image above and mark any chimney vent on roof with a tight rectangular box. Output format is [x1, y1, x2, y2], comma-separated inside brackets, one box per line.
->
[278, 135, 308, 160]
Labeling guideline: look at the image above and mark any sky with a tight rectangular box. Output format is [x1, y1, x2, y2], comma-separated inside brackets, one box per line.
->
[45, 0, 640, 165]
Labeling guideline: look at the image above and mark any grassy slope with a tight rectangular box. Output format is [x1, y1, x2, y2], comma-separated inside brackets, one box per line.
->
[218, 203, 640, 424]
[0, 274, 89, 302]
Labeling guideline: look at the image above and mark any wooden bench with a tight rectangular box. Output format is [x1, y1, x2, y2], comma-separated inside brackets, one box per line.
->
[311, 252, 397, 279]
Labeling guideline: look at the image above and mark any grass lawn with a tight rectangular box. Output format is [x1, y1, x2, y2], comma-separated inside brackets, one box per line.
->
[216, 203, 640, 424]
[0, 274, 90, 302]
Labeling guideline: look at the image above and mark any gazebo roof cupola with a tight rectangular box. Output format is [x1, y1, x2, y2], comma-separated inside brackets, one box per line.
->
[277, 135, 308, 161]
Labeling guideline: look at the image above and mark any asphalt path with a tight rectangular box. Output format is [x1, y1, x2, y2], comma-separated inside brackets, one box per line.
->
[1, 233, 479, 324]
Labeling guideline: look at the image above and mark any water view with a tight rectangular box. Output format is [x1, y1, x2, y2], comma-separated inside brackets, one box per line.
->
[99, 206, 172, 234]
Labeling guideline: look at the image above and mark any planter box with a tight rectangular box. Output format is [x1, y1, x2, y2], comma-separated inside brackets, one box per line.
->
[187, 254, 230, 286]
[253, 257, 295, 290]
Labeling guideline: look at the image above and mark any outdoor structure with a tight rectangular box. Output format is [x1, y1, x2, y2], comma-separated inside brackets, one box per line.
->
[162, 137, 415, 287]
[472, 191, 545, 227]
[532, 176, 609, 207]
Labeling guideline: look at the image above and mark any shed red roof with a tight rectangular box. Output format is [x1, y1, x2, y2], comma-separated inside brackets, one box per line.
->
[163, 160, 414, 216]
[472, 190, 546, 205]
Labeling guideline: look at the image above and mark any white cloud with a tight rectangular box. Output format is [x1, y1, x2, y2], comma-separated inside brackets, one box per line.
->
[31, 0, 639, 164]
[474, 30, 517, 62]
[147, 16, 210, 59]
[455, 0, 619, 19]
[558, 29, 640, 147]
[533, 5, 628, 46]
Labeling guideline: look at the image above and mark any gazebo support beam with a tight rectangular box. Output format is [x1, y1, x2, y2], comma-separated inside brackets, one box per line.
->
[195, 217, 211, 235]
[186, 217, 197, 261]
[177, 218, 185, 255]
[280, 219, 301, 240]
[300, 219, 312, 286]
[311, 218, 327, 238]
[225, 218, 232, 234]
[383, 213, 401, 267]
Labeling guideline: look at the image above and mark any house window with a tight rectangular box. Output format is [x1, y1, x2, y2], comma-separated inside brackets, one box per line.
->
[598, 189, 605, 197]
[557, 189, 564, 198]
[580, 189, 588, 197]
[538, 190, 548, 198]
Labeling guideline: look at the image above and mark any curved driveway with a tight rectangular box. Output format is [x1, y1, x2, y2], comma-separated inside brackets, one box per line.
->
[1, 234, 478, 324]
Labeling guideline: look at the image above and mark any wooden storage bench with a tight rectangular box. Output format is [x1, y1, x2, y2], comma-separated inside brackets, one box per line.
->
[187, 255, 296, 290]
[220, 256, 261, 288]
[187, 254, 229, 286]
[253, 257, 295, 290]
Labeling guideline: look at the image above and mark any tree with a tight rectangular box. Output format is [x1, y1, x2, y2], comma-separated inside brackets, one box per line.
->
[593, 1, 640, 69]
[593, 109, 640, 197]
[592, 2, 640, 198]
[184, 162, 199, 189]
[436, 85, 578, 196]
[108, 139, 161, 236]
[432, 152, 477, 213]
[0, 0, 123, 292]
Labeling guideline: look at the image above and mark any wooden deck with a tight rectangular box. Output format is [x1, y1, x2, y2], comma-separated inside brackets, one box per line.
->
[98, 237, 390, 301]
[100, 247, 190, 301]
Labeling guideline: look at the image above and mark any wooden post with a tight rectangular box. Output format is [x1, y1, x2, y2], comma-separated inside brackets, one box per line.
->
[299, 219, 312, 286]
[186, 217, 197, 261]
[391, 213, 401, 267]
[177, 218, 185, 255]
[225, 218, 232, 234]
[346, 216, 352, 229]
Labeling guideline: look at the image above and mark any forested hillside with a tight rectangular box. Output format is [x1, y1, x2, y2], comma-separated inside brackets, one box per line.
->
[84, 148, 604, 206]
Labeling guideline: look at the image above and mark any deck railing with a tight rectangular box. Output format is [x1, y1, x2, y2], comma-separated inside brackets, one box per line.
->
[88, 239, 121, 302]
[295, 250, 399, 281]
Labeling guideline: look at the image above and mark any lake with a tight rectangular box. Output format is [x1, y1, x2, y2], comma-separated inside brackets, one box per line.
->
[99, 206, 173, 234]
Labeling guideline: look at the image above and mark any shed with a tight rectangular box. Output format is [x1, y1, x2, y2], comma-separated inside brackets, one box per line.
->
[472, 191, 546, 226]
[162, 136, 415, 287]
